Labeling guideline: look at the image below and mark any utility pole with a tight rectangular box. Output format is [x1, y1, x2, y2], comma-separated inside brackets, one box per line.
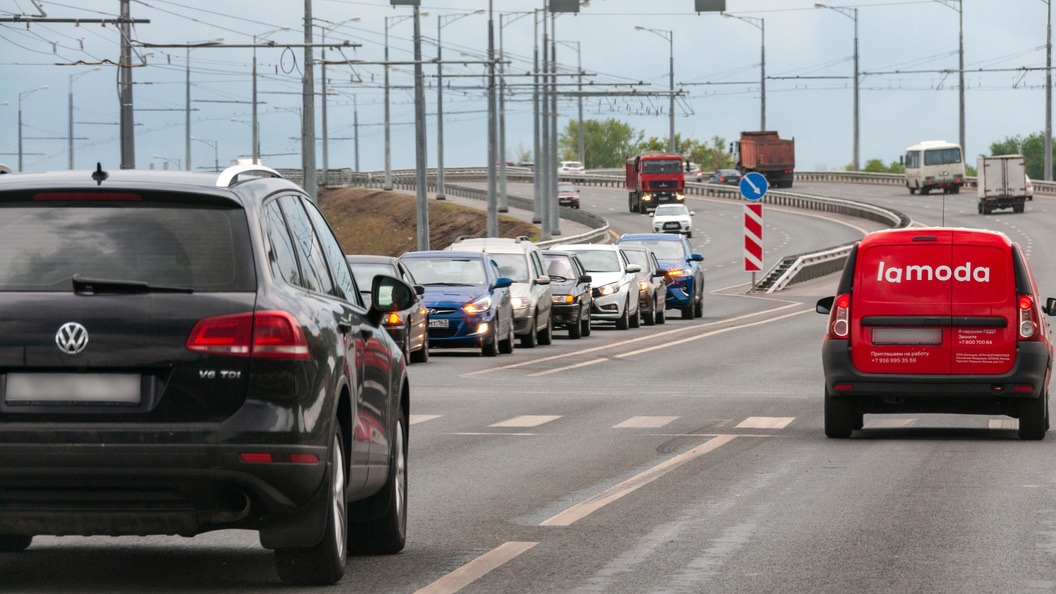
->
[487, 0, 498, 237]
[532, 8, 543, 225]
[119, 0, 135, 169]
[302, 0, 317, 201]
[354, 94, 360, 173]
[321, 30, 329, 186]
[550, 10, 560, 235]
[814, 3, 859, 171]
[540, 5, 551, 240]
[186, 51, 192, 170]
[413, 5, 429, 249]
[1047, 0, 1052, 180]
[252, 41, 259, 163]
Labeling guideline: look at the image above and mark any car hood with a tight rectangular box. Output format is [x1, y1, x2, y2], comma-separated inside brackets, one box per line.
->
[421, 286, 491, 308]
[655, 257, 691, 272]
[558, 191, 577, 197]
[586, 270, 627, 286]
[548, 278, 577, 295]
[653, 214, 691, 223]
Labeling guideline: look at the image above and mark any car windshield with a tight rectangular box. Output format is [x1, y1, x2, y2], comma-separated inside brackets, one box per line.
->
[622, 249, 649, 269]
[558, 183, 576, 193]
[654, 205, 689, 217]
[489, 253, 530, 282]
[619, 239, 686, 260]
[543, 254, 576, 279]
[642, 159, 682, 174]
[402, 257, 487, 286]
[0, 204, 252, 291]
[568, 250, 621, 272]
[348, 262, 396, 296]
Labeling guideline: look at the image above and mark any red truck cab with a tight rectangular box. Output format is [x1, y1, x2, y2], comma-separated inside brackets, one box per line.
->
[817, 227, 1055, 440]
[626, 152, 685, 213]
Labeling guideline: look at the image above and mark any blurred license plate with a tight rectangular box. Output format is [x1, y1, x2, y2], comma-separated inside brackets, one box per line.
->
[5, 373, 141, 404]
[429, 319, 449, 328]
[664, 222, 680, 229]
[871, 328, 942, 345]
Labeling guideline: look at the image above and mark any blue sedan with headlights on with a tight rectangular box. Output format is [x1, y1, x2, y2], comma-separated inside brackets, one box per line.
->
[399, 251, 515, 356]
[616, 233, 704, 320]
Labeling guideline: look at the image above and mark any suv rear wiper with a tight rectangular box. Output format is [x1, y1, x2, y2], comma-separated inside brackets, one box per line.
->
[72, 274, 194, 294]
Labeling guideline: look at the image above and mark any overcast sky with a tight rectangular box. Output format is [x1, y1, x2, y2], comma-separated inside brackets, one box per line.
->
[1, 0, 1052, 173]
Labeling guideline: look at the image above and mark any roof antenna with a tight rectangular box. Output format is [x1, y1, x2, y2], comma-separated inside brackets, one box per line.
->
[92, 163, 109, 186]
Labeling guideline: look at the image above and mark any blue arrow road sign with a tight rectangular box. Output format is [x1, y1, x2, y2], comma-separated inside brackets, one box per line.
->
[740, 172, 769, 201]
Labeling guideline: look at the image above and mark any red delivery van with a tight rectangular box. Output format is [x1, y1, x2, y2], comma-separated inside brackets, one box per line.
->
[817, 228, 1056, 439]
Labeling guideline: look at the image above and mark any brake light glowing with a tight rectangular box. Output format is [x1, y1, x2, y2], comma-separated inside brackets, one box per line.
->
[241, 453, 320, 464]
[832, 294, 850, 338]
[1018, 295, 1037, 339]
[187, 311, 310, 359]
[639, 281, 649, 291]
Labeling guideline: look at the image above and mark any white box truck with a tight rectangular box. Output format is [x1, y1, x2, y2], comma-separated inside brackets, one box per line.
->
[977, 154, 1028, 214]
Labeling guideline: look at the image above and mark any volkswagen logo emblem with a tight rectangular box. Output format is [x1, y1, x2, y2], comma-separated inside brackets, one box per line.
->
[55, 322, 89, 355]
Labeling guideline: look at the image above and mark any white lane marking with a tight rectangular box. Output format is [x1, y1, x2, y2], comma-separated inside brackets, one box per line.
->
[862, 418, 916, 429]
[614, 416, 680, 429]
[410, 414, 442, 425]
[540, 434, 739, 526]
[528, 357, 609, 377]
[462, 303, 802, 377]
[413, 541, 538, 594]
[736, 417, 795, 429]
[613, 309, 811, 359]
[989, 419, 1018, 430]
[490, 415, 561, 428]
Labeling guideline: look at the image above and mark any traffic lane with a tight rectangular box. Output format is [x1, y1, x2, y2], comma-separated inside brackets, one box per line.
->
[394, 287, 1056, 592]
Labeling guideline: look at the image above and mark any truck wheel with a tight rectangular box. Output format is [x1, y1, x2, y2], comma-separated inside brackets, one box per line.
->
[1014, 204, 1025, 214]
[908, 183, 917, 195]
[1018, 390, 1048, 440]
[628, 193, 636, 213]
[950, 185, 960, 194]
[920, 186, 930, 195]
[824, 390, 854, 439]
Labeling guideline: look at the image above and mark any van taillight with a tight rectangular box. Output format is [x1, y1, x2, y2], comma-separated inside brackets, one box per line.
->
[832, 294, 850, 338]
[187, 311, 310, 359]
[1018, 295, 1037, 339]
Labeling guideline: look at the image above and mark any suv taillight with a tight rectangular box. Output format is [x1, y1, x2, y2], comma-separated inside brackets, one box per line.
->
[187, 311, 310, 359]
[832, 294, 850, 338]
[1018, 295, 1037, 339]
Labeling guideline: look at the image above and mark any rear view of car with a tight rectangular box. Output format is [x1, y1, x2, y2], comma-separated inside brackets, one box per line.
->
[818, 228, 1055, 440]
[0, 167, 416, 585]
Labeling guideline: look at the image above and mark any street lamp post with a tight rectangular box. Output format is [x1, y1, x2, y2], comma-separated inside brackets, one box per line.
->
[635, 27, 675, 153]
[722, 13, 766, 131]
[384, 15, 414, 192]
[318, 18, 360, 187]
[1046, 0, 1053, 180]
[153, 155, 181, 170]
[69, 68, 99, 170]
[18, 85, 48, 172]
[934, 0, 965, 157]
[438, 10, 483, 201]
[815, 3, 859, 171]
[499, 11, 530, 213]
[557, 40, 584, 165]
[191, 137, 219, 171]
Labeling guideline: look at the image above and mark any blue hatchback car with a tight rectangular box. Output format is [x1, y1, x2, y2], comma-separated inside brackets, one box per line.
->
[617, 233, 705, 319]
[399, 251, 515, 356]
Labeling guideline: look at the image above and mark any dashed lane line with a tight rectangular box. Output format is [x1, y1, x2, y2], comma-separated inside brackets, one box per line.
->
[460, 303, 802, 377]
[413, 541, 538, 594]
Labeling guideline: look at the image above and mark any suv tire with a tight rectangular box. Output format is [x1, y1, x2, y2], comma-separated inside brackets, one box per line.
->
[824, 390, 854, 439]
[350, 413, 408, 553]
[1018, 392, 1048, 440]
[275, 428, 348, 586]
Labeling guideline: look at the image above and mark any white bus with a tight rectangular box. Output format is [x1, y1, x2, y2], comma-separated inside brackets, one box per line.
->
[902, 140, 965, 195]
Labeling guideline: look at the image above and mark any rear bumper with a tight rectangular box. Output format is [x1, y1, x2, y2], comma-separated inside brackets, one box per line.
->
[822, 339, 1051, 412]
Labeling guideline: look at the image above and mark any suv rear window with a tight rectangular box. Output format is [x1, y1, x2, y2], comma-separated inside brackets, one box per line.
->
[0, 202, 254, 292]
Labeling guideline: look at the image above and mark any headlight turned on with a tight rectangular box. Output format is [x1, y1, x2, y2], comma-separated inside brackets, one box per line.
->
[553, 295, 575, 303]
[511, 297, 528, 309]
[463, 295, 492, 314]
[667, 269, 690, 278]
[597, 282, 619, 296]
[639, 281, 649, 291]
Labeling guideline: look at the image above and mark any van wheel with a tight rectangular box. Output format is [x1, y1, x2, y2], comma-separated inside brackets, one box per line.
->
[1018, 391, 1048, 440]
[824, 390, 854, 438]
[920, 186, 930, 195]
[908, 183, 917, 195]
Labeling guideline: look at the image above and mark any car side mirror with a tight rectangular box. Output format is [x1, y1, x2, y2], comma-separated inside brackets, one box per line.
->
[689, 211, 696, 216]
[654, 268, 666, 278]
[371, 275, 415, 314]
[649, 211, 655, 217]
[626, 264, 642, 274]
[579, 274, 592, 284]
[414, 284, 425, 296]
[1044, 297, 1056, 316]
[690, 253, 704, 262]
[537, 275, 551, 285]
[494, 277, 513, 289]
[816, 296, 835, 314]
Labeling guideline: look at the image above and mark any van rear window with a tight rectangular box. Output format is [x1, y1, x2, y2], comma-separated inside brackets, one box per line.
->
[0, 204, 254, 292]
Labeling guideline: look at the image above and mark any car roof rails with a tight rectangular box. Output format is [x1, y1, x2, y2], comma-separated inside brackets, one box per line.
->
[216, 164, 282, 188]
[515, 236, 530, 243]
[453, 235, 471, 242]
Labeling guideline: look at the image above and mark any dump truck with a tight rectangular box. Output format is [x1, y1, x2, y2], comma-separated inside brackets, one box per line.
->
[734, 131, 795, 188]
[625, 151, 685, 213]
[977, 154, 1028, 214]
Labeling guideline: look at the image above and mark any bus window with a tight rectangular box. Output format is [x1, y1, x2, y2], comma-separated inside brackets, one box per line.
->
[924, 147, 962, 166]
[905, 151, 921, 169]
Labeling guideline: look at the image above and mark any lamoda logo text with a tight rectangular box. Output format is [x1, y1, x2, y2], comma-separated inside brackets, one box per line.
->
[876, 261, 991, 284]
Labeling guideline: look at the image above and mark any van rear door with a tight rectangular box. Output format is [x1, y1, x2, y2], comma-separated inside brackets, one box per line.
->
[949, 230, 1016, 374]
[852, 230, 952, 374]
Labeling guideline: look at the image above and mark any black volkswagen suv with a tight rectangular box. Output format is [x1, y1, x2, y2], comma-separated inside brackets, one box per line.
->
[0, 165, 414, 585]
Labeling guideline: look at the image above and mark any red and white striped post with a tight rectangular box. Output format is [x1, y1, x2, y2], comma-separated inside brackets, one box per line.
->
[744, 202, 763, 286]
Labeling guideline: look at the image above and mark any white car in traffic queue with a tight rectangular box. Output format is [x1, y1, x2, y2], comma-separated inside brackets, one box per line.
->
[651, 203, 694, 238]
[550, 244, 642, 330]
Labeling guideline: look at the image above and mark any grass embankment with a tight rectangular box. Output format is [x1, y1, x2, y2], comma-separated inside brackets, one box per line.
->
[319, 188, 540, 257]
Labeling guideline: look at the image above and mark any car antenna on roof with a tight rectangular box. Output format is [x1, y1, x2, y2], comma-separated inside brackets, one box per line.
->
[92, 163, 109, 186]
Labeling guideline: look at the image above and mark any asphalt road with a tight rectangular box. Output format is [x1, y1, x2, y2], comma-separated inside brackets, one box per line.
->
[7, 181, 1056, 593]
